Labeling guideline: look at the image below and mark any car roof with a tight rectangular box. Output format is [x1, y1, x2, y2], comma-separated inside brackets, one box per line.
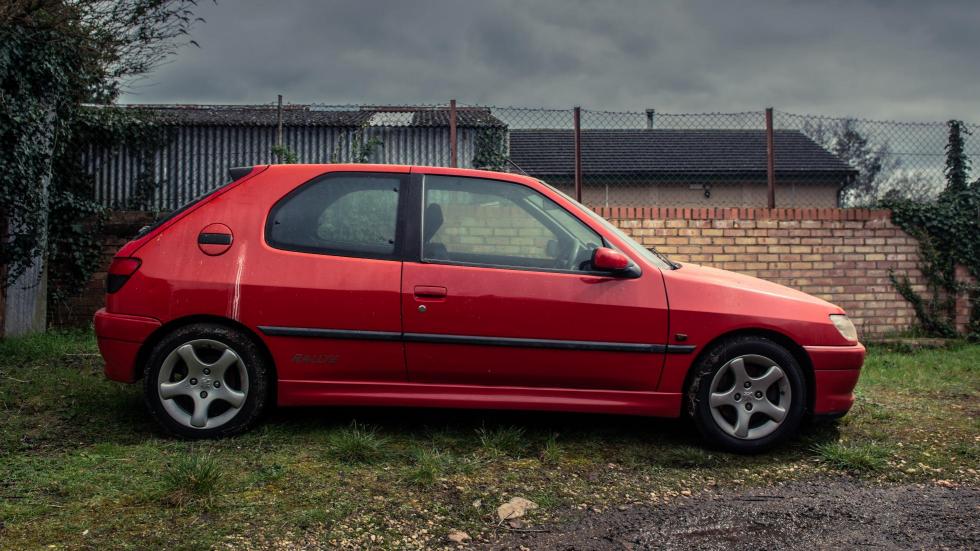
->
[254, 163, 542, 187]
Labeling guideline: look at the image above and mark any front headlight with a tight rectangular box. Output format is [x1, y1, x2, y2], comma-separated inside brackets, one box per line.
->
[829, 314, 858, 342]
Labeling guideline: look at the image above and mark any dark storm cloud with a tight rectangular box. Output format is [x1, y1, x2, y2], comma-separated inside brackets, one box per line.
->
[121, 0, 980, 122]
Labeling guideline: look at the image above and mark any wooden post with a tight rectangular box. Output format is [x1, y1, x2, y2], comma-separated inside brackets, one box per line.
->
[765, 107, 776, 209]
[574, 106, 582, 203]
[449, 99, 458, 168]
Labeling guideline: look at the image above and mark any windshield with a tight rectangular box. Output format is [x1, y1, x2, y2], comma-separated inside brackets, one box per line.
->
[536, 180, 678, 270]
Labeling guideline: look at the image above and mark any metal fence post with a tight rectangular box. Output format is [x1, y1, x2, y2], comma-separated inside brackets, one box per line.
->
[449, 99, 458, 168]
[765, 107, 776, 208]
[276, 95, 283, 150]
[574, 106, 582, 203]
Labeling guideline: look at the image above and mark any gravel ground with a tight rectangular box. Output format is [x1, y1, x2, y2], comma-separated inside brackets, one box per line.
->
[483, 479, 980, 550]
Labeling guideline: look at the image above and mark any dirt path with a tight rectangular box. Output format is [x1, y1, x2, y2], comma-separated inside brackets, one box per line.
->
[482, 479, 980, 550]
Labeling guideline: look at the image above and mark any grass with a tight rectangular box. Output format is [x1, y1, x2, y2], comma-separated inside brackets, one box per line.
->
[160, 451, 224, 508]
[0, 332, 977, 549]
[540, 433, 562, 465]
[324, 421, 389, 464]
[408, 447, 452, 486]
[811, 441, 892, 473]
[476, 424, 527, 458]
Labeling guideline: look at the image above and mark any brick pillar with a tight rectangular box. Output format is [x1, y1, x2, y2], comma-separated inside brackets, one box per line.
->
[954, 265, 976, 334]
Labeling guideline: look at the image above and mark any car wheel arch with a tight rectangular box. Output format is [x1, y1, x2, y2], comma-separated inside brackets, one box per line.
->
[133, 315, 278, 403]
[681, 328, 815, 416]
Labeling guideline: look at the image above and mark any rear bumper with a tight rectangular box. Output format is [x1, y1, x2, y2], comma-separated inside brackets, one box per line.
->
[94, 308, 160, 383]
[805, 344, 865, 415]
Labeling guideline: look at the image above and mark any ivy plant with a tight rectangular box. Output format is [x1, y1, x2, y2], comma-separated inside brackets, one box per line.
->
[884, 121, 979, 339]
[1, 1, 203, 325]
[472, 125, 509, 171]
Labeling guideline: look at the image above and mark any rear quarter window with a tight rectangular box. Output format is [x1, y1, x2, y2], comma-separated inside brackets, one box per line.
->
[266, 173, 403, 259]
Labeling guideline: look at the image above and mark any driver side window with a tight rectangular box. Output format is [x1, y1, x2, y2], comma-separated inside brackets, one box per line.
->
[422, 175, 603, 271]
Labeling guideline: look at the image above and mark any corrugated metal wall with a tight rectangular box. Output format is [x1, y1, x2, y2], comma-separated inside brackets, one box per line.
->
[2, 254, 47, 337]
[87, 125, 481, 211]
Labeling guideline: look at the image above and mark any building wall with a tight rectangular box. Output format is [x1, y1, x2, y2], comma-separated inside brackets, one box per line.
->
[55, 208, 973, 340]
[87, 125, 486, 211]
[550, 179, 841, 208]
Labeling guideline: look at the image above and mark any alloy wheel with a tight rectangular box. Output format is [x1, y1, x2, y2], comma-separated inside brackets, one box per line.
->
[708, 354, 791, 440]
[156, 339, 249, 429]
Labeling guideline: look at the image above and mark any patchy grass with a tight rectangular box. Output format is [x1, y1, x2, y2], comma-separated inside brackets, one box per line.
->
[408, 447, 452, 487]
[324, 421, 389, 464]
[539, 433, 562, 465]
[160, 451, 224, 508]
[812, 441, 892, 473]
[0, 334, 977, 549]
[476, 424, 527, 458]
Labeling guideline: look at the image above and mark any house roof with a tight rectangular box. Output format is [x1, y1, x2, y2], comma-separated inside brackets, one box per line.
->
[509, 129, 856, 178]
[106, 104, 505, 128]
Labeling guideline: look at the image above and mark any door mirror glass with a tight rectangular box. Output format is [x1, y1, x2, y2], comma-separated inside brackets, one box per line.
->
[591, 247, 640, 278]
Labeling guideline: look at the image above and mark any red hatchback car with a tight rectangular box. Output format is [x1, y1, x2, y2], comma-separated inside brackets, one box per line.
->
[94, 164, 864, 452]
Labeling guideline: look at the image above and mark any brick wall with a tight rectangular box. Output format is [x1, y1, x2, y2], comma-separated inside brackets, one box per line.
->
[552, 179, 842, 208]
[594, 207, 928, 339]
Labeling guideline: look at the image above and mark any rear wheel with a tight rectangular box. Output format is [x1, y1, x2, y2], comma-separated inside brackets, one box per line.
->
[687, 335, 806, 453]
[143, 323, 269, 438]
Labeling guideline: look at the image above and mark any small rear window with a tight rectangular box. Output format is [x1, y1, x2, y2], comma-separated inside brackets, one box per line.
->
[266, 173, 403, 259]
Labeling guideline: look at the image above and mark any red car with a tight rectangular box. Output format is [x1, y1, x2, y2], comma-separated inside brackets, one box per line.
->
[94, 164, 864, 452]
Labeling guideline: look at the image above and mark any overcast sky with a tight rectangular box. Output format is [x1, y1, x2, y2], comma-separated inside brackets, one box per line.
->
[120, 0, 980, 123]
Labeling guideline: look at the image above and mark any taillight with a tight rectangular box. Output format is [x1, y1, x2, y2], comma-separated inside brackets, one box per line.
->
[107, 257, 141, 293]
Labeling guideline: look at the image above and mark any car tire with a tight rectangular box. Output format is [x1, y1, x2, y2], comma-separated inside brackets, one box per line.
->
[143, 323, 270, 439]
[687, 335, 806, 453]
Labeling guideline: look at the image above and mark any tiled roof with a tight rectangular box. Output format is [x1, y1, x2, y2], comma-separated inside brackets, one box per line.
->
[509, 129, 856, 176]
[108, 104, 505, 128]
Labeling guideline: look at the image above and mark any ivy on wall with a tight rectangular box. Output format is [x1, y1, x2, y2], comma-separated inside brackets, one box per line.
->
[472, 126, 509, 172]
[884, 121, 979, 339]
[47, 107, 167, 314]
[1, 20, 80, 287]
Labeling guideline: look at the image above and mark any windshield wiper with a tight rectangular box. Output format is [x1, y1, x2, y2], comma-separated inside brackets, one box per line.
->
[650, 247, 680, 269]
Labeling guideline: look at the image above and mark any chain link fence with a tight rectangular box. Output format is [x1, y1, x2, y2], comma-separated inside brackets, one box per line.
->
[489, 106, 975, 209]
[91, 102, 977, 210]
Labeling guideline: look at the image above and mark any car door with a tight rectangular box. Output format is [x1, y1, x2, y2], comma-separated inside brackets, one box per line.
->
[256, 169, 410, 384]
[401, 172, 670, 391]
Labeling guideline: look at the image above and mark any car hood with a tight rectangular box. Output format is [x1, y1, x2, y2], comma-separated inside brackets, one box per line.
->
[662, 262, 840, 312]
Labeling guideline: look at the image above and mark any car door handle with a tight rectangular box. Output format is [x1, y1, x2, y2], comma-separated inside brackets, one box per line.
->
[414, 285, 448, 299]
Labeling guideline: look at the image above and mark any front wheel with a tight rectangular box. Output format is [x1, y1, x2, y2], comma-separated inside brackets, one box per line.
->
[143, 323, 270, 439]
[687, 336, 806, 453]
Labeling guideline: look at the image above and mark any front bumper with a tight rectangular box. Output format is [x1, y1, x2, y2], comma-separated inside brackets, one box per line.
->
[94, 308, 161, 383]
[805, 344, 865, 415]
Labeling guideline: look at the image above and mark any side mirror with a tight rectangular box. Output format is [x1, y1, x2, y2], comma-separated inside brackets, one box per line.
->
[591, 247, 641, 278]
